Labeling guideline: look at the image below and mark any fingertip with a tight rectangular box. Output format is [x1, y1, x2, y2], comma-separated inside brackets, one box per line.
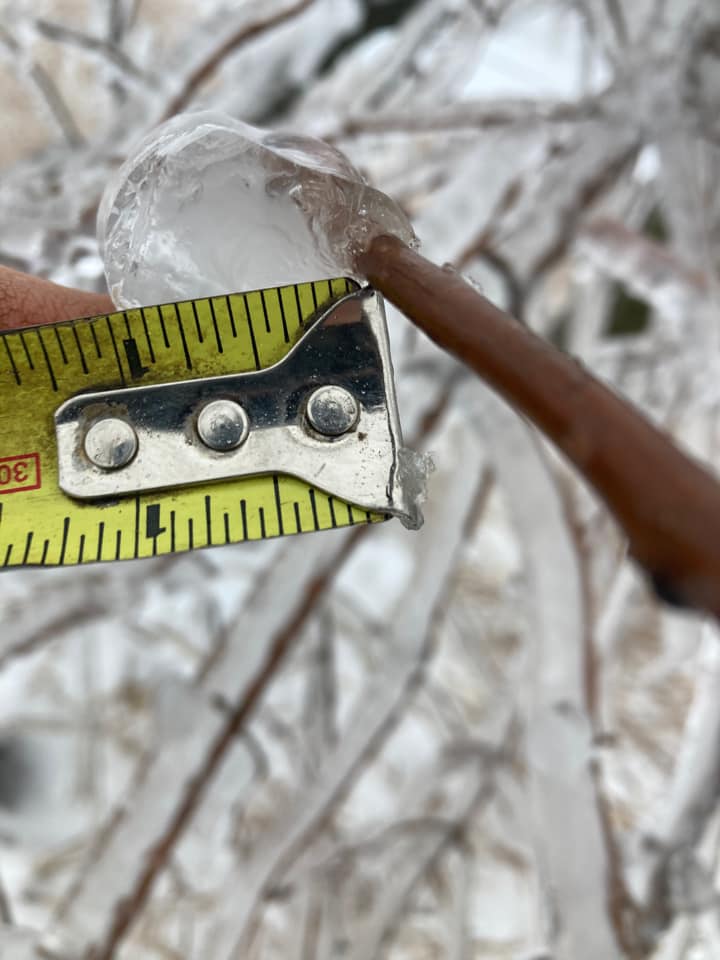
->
[0, 266, 114, 330]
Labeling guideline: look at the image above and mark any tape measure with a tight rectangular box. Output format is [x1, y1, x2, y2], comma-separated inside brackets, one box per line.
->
[0, 277, 414, 568]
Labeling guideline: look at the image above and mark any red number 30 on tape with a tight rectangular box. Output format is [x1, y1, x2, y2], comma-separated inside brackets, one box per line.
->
[0, 454, 41, 495]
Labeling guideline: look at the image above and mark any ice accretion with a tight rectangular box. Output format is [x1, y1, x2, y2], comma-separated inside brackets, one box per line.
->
[97, 110, 429, 527]
[98, 111, 417, 307]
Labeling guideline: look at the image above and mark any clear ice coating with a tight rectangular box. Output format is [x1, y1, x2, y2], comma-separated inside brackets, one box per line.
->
[97, 111, 416, 307]
[97, 110, 427, 529]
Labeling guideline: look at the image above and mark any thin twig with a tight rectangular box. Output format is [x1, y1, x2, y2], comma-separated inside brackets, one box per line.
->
[328, 96, 603, 140]
[353, 775, 493, 959]
[107, 0, 141, 44]
[0, 27, 84, 147]
[302, 606, 338, 774]
[0, 565, 153, 670]
[0, 870, 12, 925]
[554, 469, 640, 954]
[446, 842, 471, 960]
[33, 18, 148, 82]
[200, 423, 489, 958]
[50, 371, 458, 959]
[629, 623, 720, 922]
[602, 0, 630, 47]
[474, 390, 621, 958]
[62, 527, 364, 960]
[159, 0, 315, 122]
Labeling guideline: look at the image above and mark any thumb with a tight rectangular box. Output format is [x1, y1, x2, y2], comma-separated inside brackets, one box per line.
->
[0, 266, 114, 331]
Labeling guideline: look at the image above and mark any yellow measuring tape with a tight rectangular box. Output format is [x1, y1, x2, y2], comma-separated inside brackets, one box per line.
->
[0, 277, 388, 568]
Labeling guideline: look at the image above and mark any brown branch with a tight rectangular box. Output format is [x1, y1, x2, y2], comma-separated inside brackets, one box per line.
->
[325, 96, 602, 141]
[158, 0, 315, 122]
[357, 234, 720, 619]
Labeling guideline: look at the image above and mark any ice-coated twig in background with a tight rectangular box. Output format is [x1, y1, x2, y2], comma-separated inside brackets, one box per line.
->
[445, 842, 472, 960]
[201, 416, 487, 957]
[0, 927, 39, 959]
[32, 16, 149, 87]
[300, 608, 338, 772]
[0, 871, 11, 925]
[471, 383, 620, 959]
[327, 95, 602, 139]
[157, 0, 317, 122]
[347, 758, 496, 960]
[593, 560, 637, 733]
[0, 564, 155, 671]
[628, 623, 720, 920]
[0, 25, 85, 148]
[46, 530, 355, 957]
[578, 218, 715, 338]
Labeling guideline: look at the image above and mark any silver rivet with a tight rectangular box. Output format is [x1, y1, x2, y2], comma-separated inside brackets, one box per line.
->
[306, 385, 359, 437]
[197, 399, 249, 451]
[84, 418, 137, 470]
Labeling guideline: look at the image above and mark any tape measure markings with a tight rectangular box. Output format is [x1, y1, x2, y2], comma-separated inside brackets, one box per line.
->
[291, 283, 304, 332]
[122, 329, 148, 380]
[0, 277, 388, 567]
[105, 315, 127, 384]
[35, 328, 58, 391]
[22, 530, 33, 565]
[188, 300, 203, 343]
[72, 326, 89, 374]
[3, 338, 19, 385]
[244, 294, 261, 368]
[18, 331, 33, 370]
[87, 323, 102, 361]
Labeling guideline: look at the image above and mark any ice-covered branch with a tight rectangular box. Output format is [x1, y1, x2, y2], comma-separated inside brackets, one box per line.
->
[348, 755, 497, 960]
[0, 564, 153, 670]
[158, 0, 317, 122]
[328, 96, 603, 139]
[472, 386, 620, 958]
[358, 235, 720, 620]
[32, 17, 149, 85]
[200, 417, 487, 957]
[578, 218, 713, 335]
[627, 624, 720, 925]
[46, 529, 359, 959]
[0, 26, 84, 147]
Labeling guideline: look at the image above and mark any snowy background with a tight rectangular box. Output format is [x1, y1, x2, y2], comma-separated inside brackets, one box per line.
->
[1, 1, 720, 958]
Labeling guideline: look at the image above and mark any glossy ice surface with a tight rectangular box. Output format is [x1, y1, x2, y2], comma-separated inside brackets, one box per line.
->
[98, 111, 416, 307]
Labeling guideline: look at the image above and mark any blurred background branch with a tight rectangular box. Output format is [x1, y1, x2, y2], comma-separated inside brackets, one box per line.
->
[1, 1, 720, 959]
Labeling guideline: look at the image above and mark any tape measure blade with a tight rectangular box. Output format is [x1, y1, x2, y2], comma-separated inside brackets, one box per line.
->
[0, 277, 387, 568]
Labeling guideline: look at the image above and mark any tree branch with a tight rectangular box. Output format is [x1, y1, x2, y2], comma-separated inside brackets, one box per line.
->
[158, 0, 315, 122]
[326, 96, 602, 140]
[357, 235, 720, 619]
[201, 420, 488, 958]
[33, 17, 148, 82]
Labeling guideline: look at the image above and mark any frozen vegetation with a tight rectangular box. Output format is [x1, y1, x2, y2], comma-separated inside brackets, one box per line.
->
[99, 111, 415, 305]
[1, 1, 720, 958]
